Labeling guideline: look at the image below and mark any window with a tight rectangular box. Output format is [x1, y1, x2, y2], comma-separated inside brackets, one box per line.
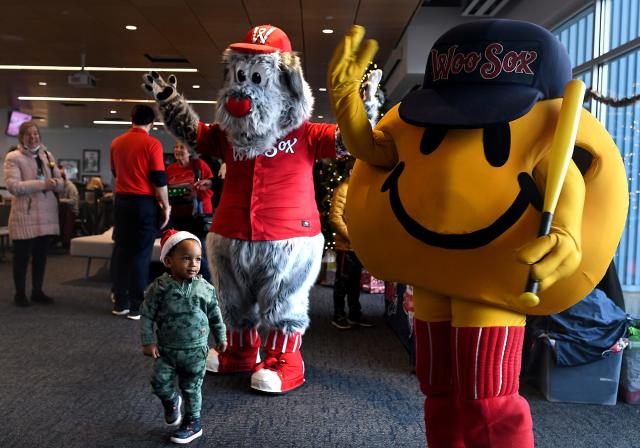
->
[553, 1, 640, 289]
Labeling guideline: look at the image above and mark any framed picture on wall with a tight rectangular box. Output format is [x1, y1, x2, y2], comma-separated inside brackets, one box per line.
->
[58, 159, 80, 181]
[82, 149, 100, 174]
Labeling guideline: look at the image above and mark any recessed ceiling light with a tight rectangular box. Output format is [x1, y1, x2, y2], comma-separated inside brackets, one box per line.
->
[317, 115, 324, 119]
[110, 110, 117, 114]
[18, 96, 216, 104]
[318, 87, 327, 92]
[322, 29, 334, 34]
[94, 120, 165, 125]
[63, 124, 69, 128]
[125, 25, 137, 31]
[192, 84, 200, 89]
[38, 81, 47, 86]
[0, 65, 197, 73]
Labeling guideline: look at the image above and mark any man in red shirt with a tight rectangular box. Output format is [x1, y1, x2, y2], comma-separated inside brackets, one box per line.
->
[110, 105, 171, 320]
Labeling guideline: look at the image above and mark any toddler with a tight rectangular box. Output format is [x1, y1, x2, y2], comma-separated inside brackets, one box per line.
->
[140, 229, 227, 444]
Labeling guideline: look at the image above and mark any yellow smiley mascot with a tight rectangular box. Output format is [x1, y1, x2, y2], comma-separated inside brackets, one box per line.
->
[328, 20, 628, 448]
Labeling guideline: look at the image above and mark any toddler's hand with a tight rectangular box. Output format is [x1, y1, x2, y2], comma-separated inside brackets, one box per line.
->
[214, 341, 228, 353]
[143, 343, 160, 358]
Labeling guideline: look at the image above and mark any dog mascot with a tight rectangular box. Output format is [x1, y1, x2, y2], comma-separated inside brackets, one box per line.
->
[144, 25, 377, 394]
[328, 21, 628, 446]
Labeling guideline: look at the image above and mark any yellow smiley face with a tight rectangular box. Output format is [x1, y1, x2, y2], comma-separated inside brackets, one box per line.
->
[346, 100, 627, 315]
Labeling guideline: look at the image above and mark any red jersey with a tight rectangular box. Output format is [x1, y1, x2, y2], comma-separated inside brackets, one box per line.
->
[166, 159, 214, 215]
[110, 128, 165, 196]
[196, 121, 337, 241]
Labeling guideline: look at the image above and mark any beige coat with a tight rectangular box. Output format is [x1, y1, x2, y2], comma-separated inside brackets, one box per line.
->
[329, 178, 352, 252]
[3, 145, 64, 240]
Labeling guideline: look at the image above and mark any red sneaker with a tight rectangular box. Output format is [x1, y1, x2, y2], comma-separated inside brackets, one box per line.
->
[206, 328, 261, 374]
[250, 330, 304, 393]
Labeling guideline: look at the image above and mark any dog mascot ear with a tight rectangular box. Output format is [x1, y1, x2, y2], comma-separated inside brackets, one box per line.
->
[278, 52, 314, 132]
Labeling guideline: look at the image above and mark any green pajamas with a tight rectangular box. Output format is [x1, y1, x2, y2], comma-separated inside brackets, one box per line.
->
[150, 346, 208, 418]
[141, 273, 226, 421]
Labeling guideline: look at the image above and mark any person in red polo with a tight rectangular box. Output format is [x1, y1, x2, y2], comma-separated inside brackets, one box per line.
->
[143, 24, 361, 394]
[110, 105, 171, 320]
[166, 141, 214, 280]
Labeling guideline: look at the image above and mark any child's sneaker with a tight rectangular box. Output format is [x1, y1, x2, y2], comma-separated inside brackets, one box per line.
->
[162, 395, 182, 426]
[170, 417, 202, 444]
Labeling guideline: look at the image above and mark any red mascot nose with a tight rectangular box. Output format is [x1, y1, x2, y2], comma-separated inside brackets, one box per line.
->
[226, 96, 252, 117]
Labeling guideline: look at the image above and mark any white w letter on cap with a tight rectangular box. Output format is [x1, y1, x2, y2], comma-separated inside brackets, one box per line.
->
[252, 26, 276, 44]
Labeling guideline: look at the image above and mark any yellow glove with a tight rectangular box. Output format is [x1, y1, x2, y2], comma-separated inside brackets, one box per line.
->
[516, 159, 585, 291]
[328, 26, 396, 167]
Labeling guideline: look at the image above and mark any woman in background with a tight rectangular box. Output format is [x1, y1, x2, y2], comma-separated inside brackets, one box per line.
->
[3, 121, 63, 306]
[166, 142, 214, 280]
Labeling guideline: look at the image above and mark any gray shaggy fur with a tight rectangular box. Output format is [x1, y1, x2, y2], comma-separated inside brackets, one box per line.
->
[157, 94, 200, 150]
[206, 233, 324, 333]
[215, 50, 314, 160]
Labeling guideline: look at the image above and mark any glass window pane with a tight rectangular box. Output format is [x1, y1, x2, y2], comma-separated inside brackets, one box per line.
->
[610, 0, 640, 49]
[605, 48, 640, 287]
[554, 7, 595, 68]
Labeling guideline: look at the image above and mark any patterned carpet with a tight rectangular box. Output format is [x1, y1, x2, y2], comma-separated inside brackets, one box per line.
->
[0, 253, 638, 447]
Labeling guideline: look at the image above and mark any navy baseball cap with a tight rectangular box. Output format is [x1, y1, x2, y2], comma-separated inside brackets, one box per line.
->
[399, 19, 572, 128]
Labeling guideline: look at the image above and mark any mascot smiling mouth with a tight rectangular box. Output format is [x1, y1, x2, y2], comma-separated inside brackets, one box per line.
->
[381, 161, 542, 249]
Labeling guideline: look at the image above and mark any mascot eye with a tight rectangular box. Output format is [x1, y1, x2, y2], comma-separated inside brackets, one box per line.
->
[236, 69, 246, 82]
[482, 123, 510, 167]
[420, 127, 447, 155]
[250, 65, 268, 86]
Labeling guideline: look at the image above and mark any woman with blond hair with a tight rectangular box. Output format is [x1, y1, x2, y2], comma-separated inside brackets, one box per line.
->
[3, 121, 63, 306]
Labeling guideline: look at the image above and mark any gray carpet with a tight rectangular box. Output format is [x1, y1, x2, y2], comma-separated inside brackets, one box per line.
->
[0, 253, 639, 447]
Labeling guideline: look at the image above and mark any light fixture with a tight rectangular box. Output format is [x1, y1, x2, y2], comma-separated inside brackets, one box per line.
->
[110, 110, 117, 114]
[318, 87, 327, 92]
[152, 126, 158, 130]
[317, 115, 324, 119]
[0, 65, 197, 73]
[38, 81, 47, 86]
[63, 125, 69, 128]
[18, 96, 216, 104]
[125, 25, 137, 31]
[192, 84, 200, 89]
[39, 118, 46, 122]
[322, 29, 334, 34]
[93, 120, 165, 125]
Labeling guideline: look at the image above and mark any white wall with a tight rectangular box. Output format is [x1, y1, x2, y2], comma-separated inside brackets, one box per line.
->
[0, 108, 178, 188]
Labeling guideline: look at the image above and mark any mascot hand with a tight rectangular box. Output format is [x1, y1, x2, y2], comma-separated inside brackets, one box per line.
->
[329, 25, 390, 164]
[516, 226, 581, 292]
[141, 71, 178, 102]
[328, 25, 378, 102]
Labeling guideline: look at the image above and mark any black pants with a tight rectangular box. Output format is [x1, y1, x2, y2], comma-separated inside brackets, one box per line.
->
[13, 235, 52, 297]
[111, 194, 159, 313]
[169, 216, 211, 282]
[333, 250, 363, 319]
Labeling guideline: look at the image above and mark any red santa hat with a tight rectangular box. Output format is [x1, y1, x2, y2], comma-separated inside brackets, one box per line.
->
[160, 229, 201, 266]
